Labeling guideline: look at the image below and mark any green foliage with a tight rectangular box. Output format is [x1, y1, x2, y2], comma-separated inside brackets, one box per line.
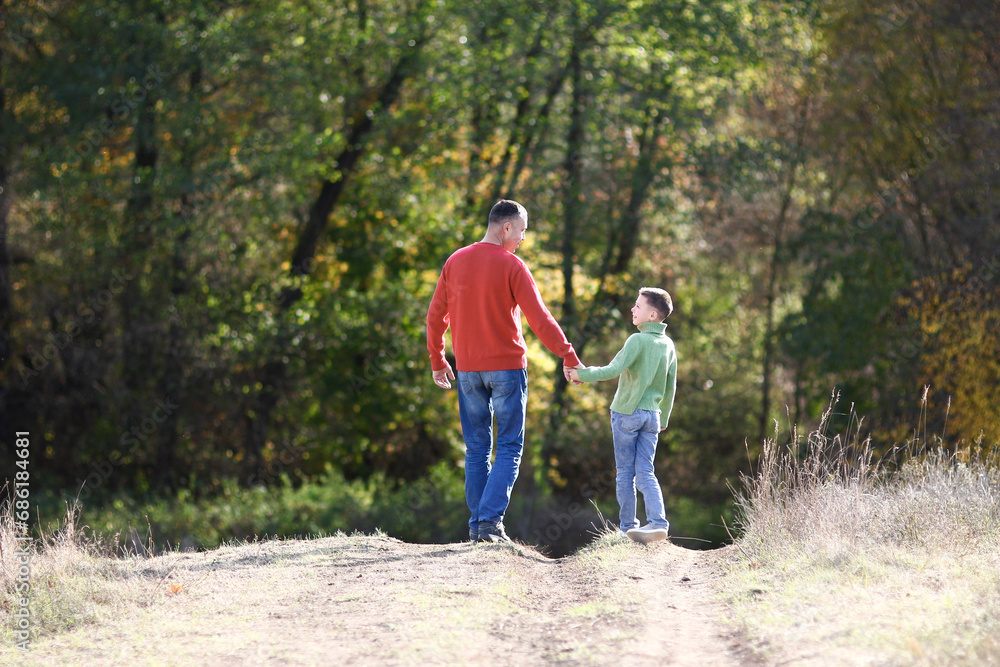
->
[2, 0, 997, 552]
[779, 216, 918, 425]
[47, 461, 469, 552]
[666, 496, 733, 548]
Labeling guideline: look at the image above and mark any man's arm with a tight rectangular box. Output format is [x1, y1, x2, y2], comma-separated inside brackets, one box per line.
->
[426, 268, 455, 386]
[510, 263, 582, 367]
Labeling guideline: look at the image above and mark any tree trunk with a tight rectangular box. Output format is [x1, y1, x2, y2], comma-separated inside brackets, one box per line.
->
[486, 17, 554, 202]
[114, 7, 167, 417]
[567, 109, 666, 362]
[560, 38, 585, 355]
[498, 64, 570, 200]
[155, 58, 202, 488]
[758, 104, 808, 444]
[544, 35, 586, 451]
[243, 32, 429, 483]
[538, 85, 667, 515]
[0, 17, 12, 440]
[117, 52, 161, 465]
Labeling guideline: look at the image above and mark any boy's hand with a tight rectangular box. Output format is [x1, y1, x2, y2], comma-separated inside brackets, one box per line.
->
[564, 364, 584, 385]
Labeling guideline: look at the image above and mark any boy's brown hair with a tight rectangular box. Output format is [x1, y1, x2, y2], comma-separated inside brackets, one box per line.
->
[639, 287, 673, 321]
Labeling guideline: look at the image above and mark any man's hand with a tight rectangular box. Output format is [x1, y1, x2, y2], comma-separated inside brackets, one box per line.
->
[433, 363, 456, 389]
[563, 363, 585, 385]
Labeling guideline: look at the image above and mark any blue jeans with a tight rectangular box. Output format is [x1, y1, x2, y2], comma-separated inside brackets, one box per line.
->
[611, 409, 668, 532]
[457, 369, 528, 530]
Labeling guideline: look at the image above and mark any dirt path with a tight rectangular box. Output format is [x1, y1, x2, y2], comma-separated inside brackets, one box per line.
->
[626, 541, 749, 665]
[12, 534, 752, 666]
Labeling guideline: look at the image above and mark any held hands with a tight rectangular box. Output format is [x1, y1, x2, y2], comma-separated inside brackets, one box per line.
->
[432, 362, 456, 389]
[563, 363, 586, 386]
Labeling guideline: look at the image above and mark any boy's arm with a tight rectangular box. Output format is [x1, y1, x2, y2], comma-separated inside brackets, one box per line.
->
[659, 348, 678, 429]
[576, 336, 639, 383]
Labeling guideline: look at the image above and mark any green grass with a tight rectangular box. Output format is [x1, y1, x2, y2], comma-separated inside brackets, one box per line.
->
[34, 461, 468, 555]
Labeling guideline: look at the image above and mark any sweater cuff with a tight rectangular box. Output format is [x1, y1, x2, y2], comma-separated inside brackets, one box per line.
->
[562, 351, 582, 368]
[429, 351, 449, 372]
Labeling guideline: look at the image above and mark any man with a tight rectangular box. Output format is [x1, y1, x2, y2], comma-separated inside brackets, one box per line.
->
[427, 200, 582, 543]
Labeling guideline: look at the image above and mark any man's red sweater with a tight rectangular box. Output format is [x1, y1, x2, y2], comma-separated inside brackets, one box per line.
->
[427, 242, 582, 372]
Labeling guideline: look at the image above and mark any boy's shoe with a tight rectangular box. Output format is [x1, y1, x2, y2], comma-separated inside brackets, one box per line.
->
[626, 524, 669, 544]
[477, 521, 511, 543]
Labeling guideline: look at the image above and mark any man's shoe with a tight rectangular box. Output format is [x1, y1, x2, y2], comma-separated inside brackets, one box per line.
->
[626, 524, 668, 544]
[477, 521, 511, 543]
[469, 527, 479, 542]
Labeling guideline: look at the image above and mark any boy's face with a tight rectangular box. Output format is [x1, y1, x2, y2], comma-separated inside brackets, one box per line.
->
[631, 294, 660, 326]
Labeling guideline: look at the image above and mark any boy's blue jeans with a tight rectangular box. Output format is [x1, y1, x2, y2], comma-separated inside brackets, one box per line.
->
[611, 409, 669, 532]
[456, 369, 528, 531]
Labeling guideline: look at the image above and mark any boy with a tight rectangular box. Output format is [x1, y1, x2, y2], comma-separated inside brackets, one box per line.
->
[566, 287, 677, 544]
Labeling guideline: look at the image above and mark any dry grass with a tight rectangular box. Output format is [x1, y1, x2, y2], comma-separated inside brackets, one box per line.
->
[1, 491, 730, 665]
[719, 393, 1000, 665]
[0, 526, 681, 665]
[0, 499, 171, 646]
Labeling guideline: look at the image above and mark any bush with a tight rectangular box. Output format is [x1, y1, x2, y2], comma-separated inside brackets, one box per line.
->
[45, 462, 468, 555]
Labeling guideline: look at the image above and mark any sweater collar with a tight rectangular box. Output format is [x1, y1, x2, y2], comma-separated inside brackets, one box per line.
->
[638, 321, 667, 335]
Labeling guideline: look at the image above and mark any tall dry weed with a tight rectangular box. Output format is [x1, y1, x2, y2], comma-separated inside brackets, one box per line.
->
[723, 392, 1000, 665]
[1, 496, 162, 642]
[734, 390, 1000, 558]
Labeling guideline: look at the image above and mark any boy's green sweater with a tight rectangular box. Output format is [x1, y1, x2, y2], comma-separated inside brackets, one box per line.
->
[576, 321, 678, 426]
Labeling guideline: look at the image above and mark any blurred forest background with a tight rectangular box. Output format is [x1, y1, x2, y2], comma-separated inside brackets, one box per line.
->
[1, 0, 998, 556]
